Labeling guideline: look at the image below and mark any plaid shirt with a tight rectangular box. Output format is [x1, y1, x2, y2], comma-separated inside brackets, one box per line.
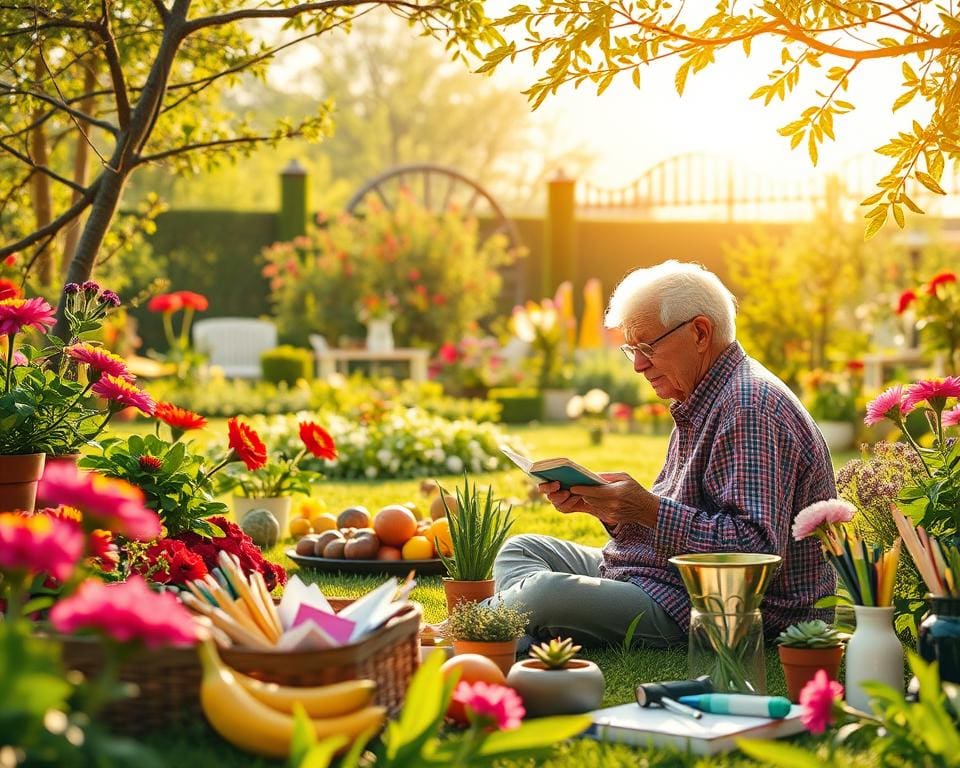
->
[600, 342, 836, 637]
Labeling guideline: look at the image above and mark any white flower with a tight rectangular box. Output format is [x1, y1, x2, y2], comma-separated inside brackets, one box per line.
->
[566, 395, 585, 419]
[376, 448, 393, 466]
[365, 465, 378, 479]
[446, 455, 464, 473]
[584, 388, 610, 414]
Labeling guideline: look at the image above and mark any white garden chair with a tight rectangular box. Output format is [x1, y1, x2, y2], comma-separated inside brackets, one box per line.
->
[192, 317, 277, 379]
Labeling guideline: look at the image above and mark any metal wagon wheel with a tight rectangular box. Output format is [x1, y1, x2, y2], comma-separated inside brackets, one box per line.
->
[346, 163, 525, 307]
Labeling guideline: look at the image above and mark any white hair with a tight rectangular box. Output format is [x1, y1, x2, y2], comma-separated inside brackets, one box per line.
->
[604, 260, 737, 345]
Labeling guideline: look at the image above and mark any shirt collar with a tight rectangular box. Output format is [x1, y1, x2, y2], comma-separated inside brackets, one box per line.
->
[670, 341, 746, 427]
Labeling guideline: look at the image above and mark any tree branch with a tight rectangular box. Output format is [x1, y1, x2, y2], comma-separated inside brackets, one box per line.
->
[152, 0, 169, 21]
[136, 130, 310, 164]
[0, 82, 118, 135]
[183, 0, 440, 33]
[97, 0, 131, 126]
[0, 138, 88, 193]
[0, 176, 101, 260]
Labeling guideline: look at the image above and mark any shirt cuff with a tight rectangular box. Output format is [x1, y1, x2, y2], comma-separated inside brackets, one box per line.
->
[653, 496, 697, 557]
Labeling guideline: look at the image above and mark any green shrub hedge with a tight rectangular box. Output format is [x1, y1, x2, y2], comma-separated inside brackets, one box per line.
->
[489, 387, 542, 423]
[261, 345, 313, 385]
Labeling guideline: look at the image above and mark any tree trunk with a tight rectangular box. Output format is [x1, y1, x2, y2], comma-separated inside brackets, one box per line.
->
[30, 55, 53, 286]
[62, 63, 98, 275]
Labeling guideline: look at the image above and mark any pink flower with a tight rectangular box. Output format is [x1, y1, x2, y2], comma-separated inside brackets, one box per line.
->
[92, 373, 156, 415]
[49, 576, 197, 648]
[66, 343, 130, 379]
[799, 669, 843, 734]
[864, 385, 905, 425]
[944, 406, 960, 428]
[902, 377, 960, 413]
[37, 463, 161, 541]
[438, 343, 459, 364]
[0, 512, 85, 581]
[11, 350, 27, 366]
[792, 499, 856, 540]
[452, 681, 525, 730]
[0, 297, 56, 336]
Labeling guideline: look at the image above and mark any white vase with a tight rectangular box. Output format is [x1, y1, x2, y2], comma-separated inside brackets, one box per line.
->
[365, 318, 395, 353]
[845, 605, 903, 713]
[233, 496, 292, 539]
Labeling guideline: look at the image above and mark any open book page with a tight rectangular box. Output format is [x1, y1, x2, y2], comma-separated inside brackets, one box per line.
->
[500, 445, 608, 488]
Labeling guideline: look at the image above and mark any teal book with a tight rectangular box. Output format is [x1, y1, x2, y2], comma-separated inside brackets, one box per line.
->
[499, 445, 607, 489]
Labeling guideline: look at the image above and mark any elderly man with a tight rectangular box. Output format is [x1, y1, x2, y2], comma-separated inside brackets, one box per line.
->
[490, 260, 836, 648]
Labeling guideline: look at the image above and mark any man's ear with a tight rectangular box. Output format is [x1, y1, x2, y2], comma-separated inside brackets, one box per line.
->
[692, 316, 713, 349]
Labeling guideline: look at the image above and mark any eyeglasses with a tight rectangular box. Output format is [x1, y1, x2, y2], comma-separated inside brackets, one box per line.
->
[620, 318, 695, 362]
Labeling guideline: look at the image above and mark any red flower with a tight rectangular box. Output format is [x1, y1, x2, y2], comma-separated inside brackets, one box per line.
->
[138, 455, 163, 472]
[173, 290, 209, 311]
[147, 293, 184, 313]
[896, 289, 917, 315]
[299, 421, 337, 460]
[846, 359, 864, 372]
[168, 548, 208, 584]
[89, 529, 119, 573]
[927, 271, 957, 296]
[431, 293, 447, 306]
[227, 418, 267, 470]
[3, 254, 16, 267]
[155, 402, 207, 432]
[438, 343, 458, 364]
[0, 278, 20, 300]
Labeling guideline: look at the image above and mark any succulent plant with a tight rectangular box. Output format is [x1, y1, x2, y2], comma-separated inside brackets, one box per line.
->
[776, 620, 845, 648]
[529, 637, 582, 669]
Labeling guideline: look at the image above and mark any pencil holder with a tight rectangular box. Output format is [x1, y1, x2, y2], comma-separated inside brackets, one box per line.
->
[845, 605, 902, 712]
[688, 609, 766, 694]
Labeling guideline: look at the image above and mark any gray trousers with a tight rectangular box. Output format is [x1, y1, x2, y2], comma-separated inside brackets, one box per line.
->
[489, 533, 685, 649]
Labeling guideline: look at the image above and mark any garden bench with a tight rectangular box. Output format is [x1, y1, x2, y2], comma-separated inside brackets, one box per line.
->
[192, 317, 277, 379]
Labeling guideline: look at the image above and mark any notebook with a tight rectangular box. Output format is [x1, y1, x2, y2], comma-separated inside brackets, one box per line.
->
[586, 702, 806, 755]
[500, 445, 608, 489]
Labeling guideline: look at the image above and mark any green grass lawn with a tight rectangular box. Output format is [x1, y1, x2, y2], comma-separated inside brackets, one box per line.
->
[109, 421, 872, 767]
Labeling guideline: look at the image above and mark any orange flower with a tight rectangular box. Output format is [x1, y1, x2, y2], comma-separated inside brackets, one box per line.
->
[155, 402, 207, 432]
[227, 417, 267, 470]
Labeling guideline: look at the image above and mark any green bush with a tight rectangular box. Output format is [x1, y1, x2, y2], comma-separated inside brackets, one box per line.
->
[489, 387, 542, 423]
[570, 348, 649, 406]
[260, 345, 313, 385]
[262, 196, 523, 347]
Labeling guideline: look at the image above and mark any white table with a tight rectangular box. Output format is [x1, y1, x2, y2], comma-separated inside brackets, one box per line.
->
[861, 349, 928, 390]
[316, 348, 431, 381]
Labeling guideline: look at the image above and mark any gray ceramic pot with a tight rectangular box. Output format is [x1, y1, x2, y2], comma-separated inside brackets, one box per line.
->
[506, 658, 605, 716]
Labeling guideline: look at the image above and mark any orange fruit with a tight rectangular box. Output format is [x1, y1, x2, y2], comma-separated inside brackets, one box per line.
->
[428, 518, 453, 557]
[429, 493, 459, 521]
[401, 535, 434, 560]
[288, 516, 313, 537]
[373, 505, 419, 547]
[440, 654, 508, 724]
[310, 513, 338, 533]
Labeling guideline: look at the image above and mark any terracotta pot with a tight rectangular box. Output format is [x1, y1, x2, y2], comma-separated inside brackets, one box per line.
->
[442, 578, 495, 615]
[453, 639, 518, 676]
[506, 658, 605, 716]
[778, 644, 844, 703]
[0, 453, 46, 512]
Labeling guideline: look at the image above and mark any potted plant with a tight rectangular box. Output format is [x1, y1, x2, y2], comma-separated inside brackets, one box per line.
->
[448, 599, 529, 675]
[437, 474, 515, 614]
[506, 637, 605, 716]
[776, 619, 846, 703]
[799, 368, 859, 451]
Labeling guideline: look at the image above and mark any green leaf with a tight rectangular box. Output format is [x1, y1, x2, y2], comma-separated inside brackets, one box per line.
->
[737, 739, 824, 767]
[289, 703, 316, 766]
[473, 715, 592, 757]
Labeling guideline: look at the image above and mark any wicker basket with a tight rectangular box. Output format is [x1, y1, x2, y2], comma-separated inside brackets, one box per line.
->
[59, 598, 421, 735]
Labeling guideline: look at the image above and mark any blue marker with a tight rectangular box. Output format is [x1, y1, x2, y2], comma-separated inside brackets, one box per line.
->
[677, 693, 792, 719]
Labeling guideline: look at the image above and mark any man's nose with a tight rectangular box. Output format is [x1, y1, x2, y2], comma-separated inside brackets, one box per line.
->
[634, 354, 652, 373]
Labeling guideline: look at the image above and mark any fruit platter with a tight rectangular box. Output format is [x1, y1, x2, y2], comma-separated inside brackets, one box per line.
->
[286, 499, 455, 576]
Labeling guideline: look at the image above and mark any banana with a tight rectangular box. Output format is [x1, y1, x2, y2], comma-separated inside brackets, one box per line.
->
[198, 641, 386, 759]
[234, 672, 377, 718]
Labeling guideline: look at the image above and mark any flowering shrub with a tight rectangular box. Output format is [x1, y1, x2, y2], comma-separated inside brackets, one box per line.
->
[431, 331, 522, 395]
[799, 365, 861, 423]
[510, 298, 572, 389]
[146, 288, 209, 379]
[262, 194, 522, 347]
[895, 269, 960, 373]
[206, 408, 515, 481]
[0, 282, 154, 455]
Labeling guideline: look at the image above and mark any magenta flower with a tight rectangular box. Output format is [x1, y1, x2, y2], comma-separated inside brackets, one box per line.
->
[37, 463, 161, 541]
[50, 575, 197, 648]
[944, 406, 960, 428]
[902, 377, 960, 413]
[0, 297, 56, 337]
[11, 350, 27, 366]
[799, 669, 844, 734]
[452, 680, 525, 731]
[863, 385, 905, 425]
[91, 373, 156, 415]
[792, 499, 856, 541]
[0, 512, 85, 581]
[66, 343, 130, 379]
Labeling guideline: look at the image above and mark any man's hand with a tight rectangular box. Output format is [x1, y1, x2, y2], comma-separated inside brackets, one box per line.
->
[537, 472, 660, 530]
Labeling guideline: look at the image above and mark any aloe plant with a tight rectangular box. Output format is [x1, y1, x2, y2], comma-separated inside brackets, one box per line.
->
[529, 637, 582, 669]
[776, 620, 845, 648]
[437, 473, 514, 581]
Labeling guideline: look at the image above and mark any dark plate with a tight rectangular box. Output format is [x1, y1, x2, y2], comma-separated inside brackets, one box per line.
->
[285, 548, 448, 576]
